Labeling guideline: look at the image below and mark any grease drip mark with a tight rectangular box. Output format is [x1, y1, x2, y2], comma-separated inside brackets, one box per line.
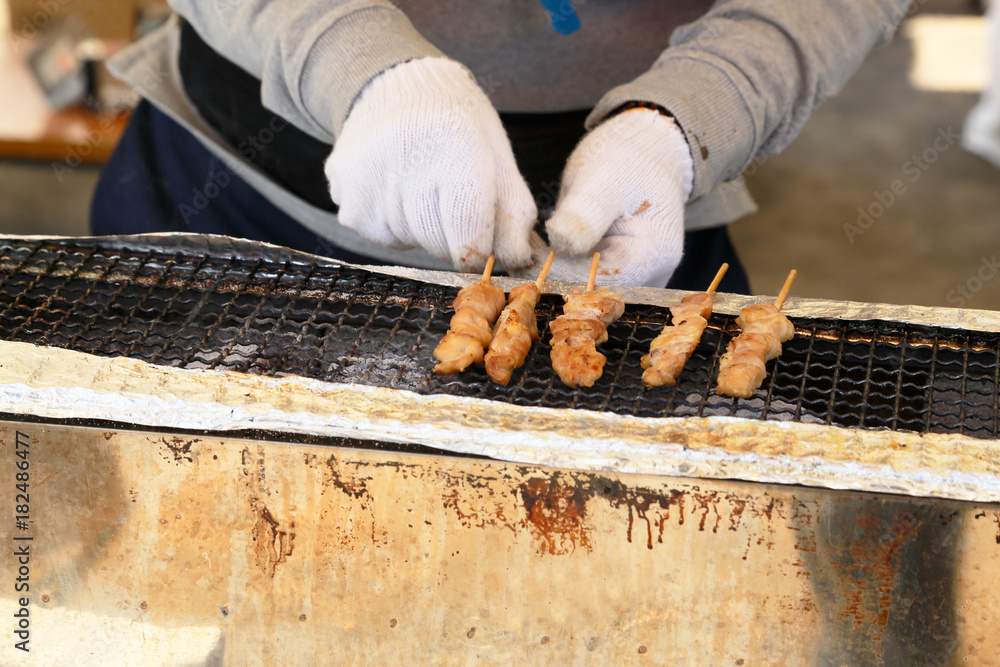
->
[519, 477, 592, 555]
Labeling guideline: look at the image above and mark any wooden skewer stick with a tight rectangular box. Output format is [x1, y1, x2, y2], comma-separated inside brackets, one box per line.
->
[481, 255, 496, 284]
[586, 252, 600, 293]
[535, 251, 556, 289]
[774, 269, 797, 311]
[706, 263, 729, 295]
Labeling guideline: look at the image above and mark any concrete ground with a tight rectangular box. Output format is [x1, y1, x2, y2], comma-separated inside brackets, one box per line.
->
[0, 161, 99, 236]
[731, 1, 1000, 310]
[0, 2, 998, 311]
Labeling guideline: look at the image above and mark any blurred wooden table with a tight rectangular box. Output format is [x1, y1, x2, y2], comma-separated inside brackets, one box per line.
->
[0, 106, 129, 164]
[0, 37, 129, 165]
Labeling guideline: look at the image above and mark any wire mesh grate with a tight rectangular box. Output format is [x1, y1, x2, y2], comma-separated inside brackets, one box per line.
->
[0, 238, 997, 439]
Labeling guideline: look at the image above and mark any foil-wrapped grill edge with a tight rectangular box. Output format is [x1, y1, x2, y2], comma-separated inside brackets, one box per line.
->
[0, 340, 997, 503]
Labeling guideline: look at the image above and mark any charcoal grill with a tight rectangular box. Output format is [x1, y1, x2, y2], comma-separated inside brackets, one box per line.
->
[1, 234, 998, 665]
[0, 233, 998, 501]
[1, 234, 996, 436]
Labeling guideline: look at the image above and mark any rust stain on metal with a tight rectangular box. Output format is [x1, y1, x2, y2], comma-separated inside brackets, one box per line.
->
[728, 497, 747, 532]
[790, 498, 817, 577]
[692, 489, 726, 533]
[976, 508, 1000, 543]
[518, 475, 592, 555]
[315, 454, 399, 548]
[441, 481, 516, 532]
[626, 488, 683, 550]
[594, 479, 783, 552]
[526, 475, 784, 553]
[938, 510, 959, 525]
[251, 502, 295, 578]
[822, 505, 921, 656]
[585, 478, 681, 550]
[303, 455, 802, 567]
[322, 456, 526, 537]
[238, 443, 295, 577]
[324, 454, 371, 500]
[303, 458, 793, 561]
[160, 436, 198, 463]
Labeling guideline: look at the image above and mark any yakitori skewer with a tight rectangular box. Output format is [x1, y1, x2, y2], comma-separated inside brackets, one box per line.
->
[642, 263, 729, 387]
[716, 270, 797, 398]
[773, 268, 796, 312]
[538, 251, 557, 289]
[485, 251, 556, 385]
[433, 256, 506, 374]
[586, 251, 599, 293]
[549, 252, 626, 388]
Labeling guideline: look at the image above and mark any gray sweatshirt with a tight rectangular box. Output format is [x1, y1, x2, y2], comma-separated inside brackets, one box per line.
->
[110, 0, 910, 268]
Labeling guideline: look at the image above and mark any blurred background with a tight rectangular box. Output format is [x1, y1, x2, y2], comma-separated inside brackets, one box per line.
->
[731, 0, 1000, 311]
[0, 0, 997, 309]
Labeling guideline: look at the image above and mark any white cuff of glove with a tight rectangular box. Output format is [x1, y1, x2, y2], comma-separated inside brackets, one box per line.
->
[325, 57, 537, 272]
[543, 107, 694, 287]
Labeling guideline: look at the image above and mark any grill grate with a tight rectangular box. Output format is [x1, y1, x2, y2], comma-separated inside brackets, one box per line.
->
[0, 239, 997, 440]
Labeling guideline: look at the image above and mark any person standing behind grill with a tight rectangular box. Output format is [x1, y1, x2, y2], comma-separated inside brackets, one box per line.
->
[964, 0, 1000, 168]
[92, 0, 912, 291]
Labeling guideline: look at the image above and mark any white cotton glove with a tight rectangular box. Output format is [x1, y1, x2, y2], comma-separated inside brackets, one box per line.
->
[325, 57, 537, 272]
[544, 107, 694, 287]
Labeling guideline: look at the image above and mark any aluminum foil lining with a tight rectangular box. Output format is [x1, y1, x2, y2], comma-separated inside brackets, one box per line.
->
[1, 340, 998, 503]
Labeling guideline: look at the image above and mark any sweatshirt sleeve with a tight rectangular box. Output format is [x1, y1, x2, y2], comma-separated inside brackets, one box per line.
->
[168, 0, 444, 143]
[586, 0, 913, 200]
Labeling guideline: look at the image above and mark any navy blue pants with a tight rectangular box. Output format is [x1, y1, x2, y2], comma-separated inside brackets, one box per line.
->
[90, 100, 378, 264]
[91, 100, 750, 292]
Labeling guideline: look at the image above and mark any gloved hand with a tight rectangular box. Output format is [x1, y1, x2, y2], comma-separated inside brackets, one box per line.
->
[325, 57, 537, 272]
[544, 107, 694, 287]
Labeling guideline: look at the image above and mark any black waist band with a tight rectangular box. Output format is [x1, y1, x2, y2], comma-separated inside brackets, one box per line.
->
[179, 21, 337, 211]
[177, 20, 591, 213]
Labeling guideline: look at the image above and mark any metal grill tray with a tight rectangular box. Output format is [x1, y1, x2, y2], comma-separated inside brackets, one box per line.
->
[0, 236, 997, 440]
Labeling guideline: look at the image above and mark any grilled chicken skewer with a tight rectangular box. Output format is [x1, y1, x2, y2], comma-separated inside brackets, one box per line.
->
[433, 256, 505, 374]
[641, 263, 729, 387]
[716, 270, 797, 398]
[550, 253, 626, 388]
[485, 251, 556, 386]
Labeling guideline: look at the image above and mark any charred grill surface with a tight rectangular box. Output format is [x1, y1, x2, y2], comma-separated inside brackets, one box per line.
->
[0, 238, 996, 439]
